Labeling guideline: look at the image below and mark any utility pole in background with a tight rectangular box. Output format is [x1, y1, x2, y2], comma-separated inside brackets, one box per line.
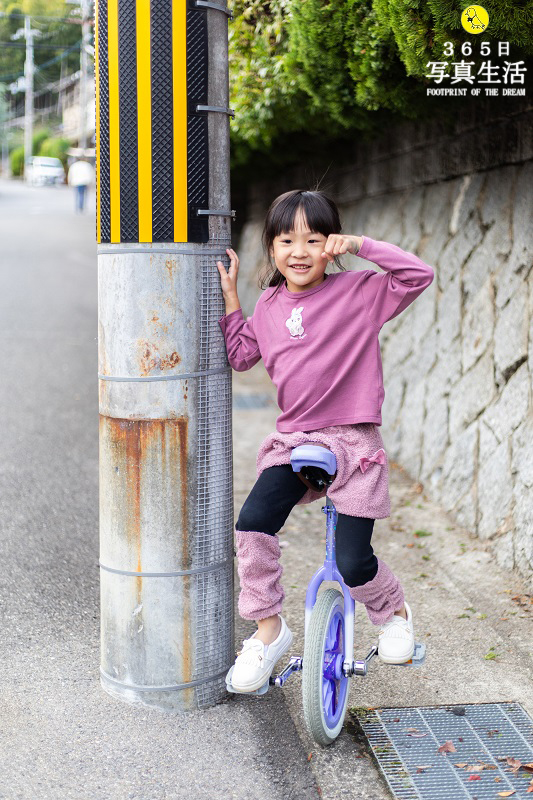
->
[12, 16, 40, 168]
[79, 0, 91, 150]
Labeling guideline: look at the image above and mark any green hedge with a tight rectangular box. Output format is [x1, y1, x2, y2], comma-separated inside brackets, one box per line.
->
[228, 0, 532, 173]
[9, 145, 24, 177]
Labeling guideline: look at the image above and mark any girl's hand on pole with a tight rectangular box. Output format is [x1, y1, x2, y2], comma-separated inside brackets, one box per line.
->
[321, 234, 363, 262]
[216, 248, 240, 299]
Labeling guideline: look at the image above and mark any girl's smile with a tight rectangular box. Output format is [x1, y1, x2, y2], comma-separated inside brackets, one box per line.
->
[270, 209, 328, 293]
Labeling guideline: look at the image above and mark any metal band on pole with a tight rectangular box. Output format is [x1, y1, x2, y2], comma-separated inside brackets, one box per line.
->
[196, 105, 235, 117]
[99, 559, 232, 577]
[98, 366, 231, 382]
[194, 1, 233, 19]
[100, 668, 230, 692]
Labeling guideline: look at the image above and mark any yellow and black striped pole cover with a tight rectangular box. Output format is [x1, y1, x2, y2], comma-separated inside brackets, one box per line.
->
[95, 0, 209, 244]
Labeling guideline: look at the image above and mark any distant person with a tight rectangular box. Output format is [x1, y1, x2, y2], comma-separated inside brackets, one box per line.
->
[68, 157, 95, 213]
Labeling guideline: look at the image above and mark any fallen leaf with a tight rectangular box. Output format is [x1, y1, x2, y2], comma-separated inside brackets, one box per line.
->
[506, 757, 522, 773]
[495, 777, 502, 782]
[416, 766, 431, 773]
[466, 765, 485, 772]
[467, 774, 481, 781]
[487, 729, 500, 737]
[522, 763, 533, 773]
[406, 542, 415, 548]
[526, 787, 533, 794]
[408, 732, 428, 738]
[392, 718, 400, 722]
[497, 792, 516, 797]
[437, 740, 456, 754]
[406, 727, 419, 732]
[455, 763, 468, 768]
[307, 752, 313, 761]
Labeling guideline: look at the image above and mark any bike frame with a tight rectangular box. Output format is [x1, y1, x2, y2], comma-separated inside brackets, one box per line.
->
[304, 494, 355, 678]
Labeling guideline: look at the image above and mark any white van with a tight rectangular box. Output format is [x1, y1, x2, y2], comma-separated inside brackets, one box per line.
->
[25, 156, 65, 186]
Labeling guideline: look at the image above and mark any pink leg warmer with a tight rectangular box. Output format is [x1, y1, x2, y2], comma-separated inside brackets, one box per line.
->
[234, 529, 285, 621]
[347, 557, 405, 625]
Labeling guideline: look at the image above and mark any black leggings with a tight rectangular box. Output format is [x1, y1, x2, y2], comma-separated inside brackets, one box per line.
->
[236, 464, 378, 587]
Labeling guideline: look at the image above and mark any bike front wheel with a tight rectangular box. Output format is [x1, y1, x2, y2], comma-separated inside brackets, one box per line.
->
[302, 588, 351, 746]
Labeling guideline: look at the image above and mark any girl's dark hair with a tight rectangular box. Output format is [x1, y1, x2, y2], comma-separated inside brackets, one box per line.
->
[259, 189, 346, 302]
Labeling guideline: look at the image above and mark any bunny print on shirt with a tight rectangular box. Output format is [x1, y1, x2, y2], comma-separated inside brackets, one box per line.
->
[285, 306, 307, 339]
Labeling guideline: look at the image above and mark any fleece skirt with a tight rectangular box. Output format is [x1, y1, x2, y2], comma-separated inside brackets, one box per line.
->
[255, 422, 391, 519]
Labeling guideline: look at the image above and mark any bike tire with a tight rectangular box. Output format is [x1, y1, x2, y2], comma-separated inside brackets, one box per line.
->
[302, 588, 351, 746]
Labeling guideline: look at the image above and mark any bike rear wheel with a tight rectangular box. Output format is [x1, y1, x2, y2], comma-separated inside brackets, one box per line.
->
[302, 588, 351, 746]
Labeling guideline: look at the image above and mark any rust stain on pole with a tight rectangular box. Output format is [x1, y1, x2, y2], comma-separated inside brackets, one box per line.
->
[100, 414, 192, 682]
[138, 340, 181, 375]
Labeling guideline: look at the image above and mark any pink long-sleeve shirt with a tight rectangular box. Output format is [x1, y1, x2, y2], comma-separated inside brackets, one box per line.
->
[218, 235, 434, 433]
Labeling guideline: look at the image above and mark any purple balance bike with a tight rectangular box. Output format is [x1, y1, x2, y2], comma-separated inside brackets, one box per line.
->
[226, 443, 426, 746]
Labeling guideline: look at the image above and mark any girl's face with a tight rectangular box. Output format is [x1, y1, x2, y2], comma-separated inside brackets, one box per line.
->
[269, 209, 329, 293]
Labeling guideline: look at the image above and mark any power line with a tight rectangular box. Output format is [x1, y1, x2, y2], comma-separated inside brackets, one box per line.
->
[0, 41, 88, 49]
[0, 40, 82, 83]
[0, 12, 80, 21]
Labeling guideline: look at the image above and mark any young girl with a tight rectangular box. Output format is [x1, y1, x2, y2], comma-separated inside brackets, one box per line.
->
[216, 189, 434, 693]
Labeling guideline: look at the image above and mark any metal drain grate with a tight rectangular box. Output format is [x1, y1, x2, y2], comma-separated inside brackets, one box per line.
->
[357, 702, 533, 800]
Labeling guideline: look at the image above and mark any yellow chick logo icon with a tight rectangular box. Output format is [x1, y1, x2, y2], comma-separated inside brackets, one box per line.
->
[461, 5, 489, 33]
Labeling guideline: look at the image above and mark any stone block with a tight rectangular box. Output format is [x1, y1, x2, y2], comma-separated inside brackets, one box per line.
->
[449, 173, 485, 236]
[511, 415, 533, 491]
[441, 418, 478, 511]
[421, 393, 448, 477]
[462, 277, 494, 373]
[399, 379, 426, 479]
[453, 483, 478, 531]
[421, 180, 453, 241]
[494, 288, 528, 387]
[437, 272, 461, 352]
[480, 363, 530, 444]
[449, 351, 495, 438]
[513, 486, 533, 580]
[381, 368, 405, 426]
[381, 312, 414, 370]
[477, 437, 513, 540]
[438, 220, 484, 289]
[400, 186, 425, 253]
[508, 162, 533, 275]
[412, 279, 437, 346]
[493, 531, 515, 572]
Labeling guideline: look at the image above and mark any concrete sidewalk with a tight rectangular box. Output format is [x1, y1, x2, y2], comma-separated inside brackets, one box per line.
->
[231, 362, 533, 799]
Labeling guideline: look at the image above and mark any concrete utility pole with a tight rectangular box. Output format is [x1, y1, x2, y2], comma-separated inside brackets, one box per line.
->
[12, 16, 40, 169]
[79, 0, 91, 150]
[95, 0, 235, 711]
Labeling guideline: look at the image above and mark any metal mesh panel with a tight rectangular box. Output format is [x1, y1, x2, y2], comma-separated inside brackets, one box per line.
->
[359, 702, 533, 800]
[118, 0, 139, 242]
[186, 7, 209, 243]
[97, 0, 111, 243]
[151, 0, 174, 242]
[194, 246, 234, 707]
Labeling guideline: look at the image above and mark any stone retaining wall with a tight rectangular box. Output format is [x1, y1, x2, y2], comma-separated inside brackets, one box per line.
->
[232, 100, 532, 584]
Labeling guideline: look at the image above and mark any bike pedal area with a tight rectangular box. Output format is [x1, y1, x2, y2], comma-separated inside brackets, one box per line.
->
[225, 642, 426, 695]
[393, 642, 426, 667]
[225, 664, 272, 696]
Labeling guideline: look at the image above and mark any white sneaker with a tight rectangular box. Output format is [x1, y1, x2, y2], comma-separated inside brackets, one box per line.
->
[230, 616, 293, 692]
[377, 601, 415, 664]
